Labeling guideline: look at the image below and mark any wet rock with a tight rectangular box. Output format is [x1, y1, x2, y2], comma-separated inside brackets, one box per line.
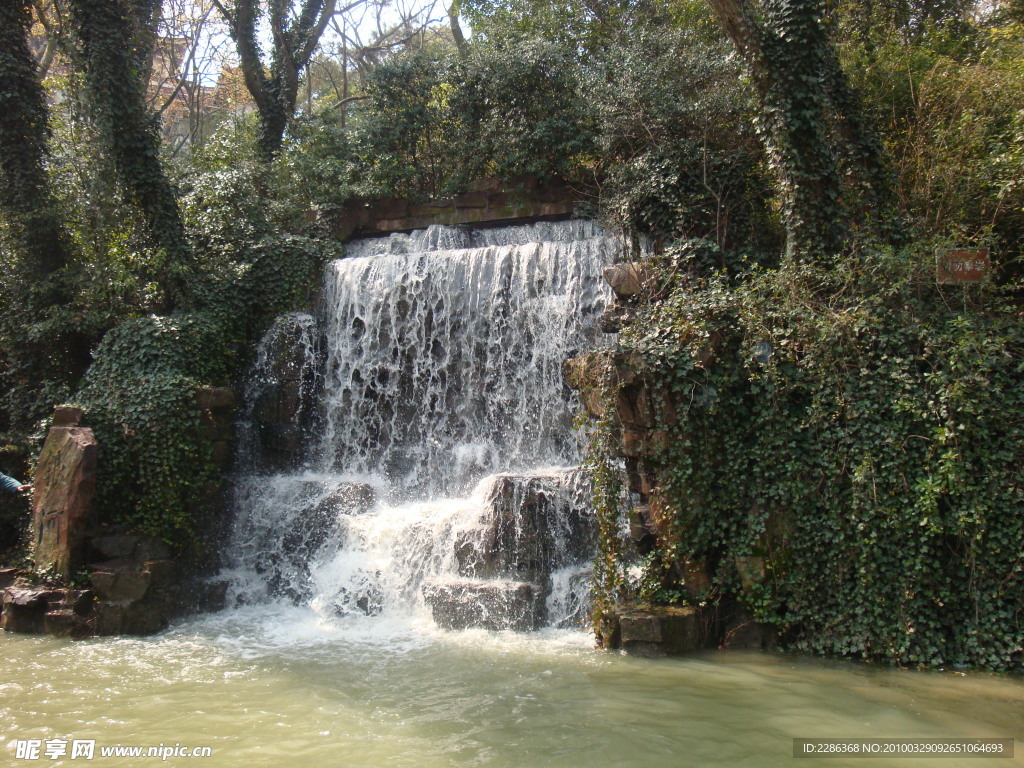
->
[617, 605, 709, 657]
[455, 471, 593, 586]
[252, 314, 320, 471]
[1, 587, 51, 633]
[31, 411, 98, 581]
[422, 579, 542, 631]
[254, 481, 374, 603]
[316, 482, 376, 516]
[179, 578, 230, 615]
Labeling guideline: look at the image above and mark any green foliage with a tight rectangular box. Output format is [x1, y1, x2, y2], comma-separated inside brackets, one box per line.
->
[74, 315, 224, 545]
[70, 223, 333, 547]
[583, 27, 777, 250]
[602, 244, 1024, 670]
[843, 21, 1024, 257]
[351, 39, 596, 198]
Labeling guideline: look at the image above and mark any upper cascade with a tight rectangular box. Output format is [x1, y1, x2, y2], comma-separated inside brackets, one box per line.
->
[318, 219, 618, 499]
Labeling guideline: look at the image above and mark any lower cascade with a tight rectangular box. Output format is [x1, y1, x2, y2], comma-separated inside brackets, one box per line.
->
[228, 220, 618, 631]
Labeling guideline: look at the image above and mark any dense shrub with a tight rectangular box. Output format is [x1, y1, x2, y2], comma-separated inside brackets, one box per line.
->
[598, 245, 1024, 669]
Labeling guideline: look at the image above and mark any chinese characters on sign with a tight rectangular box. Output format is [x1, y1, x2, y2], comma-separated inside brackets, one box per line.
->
[937, 249, 990, 284]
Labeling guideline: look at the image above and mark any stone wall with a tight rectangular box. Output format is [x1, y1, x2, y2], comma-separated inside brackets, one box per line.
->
[334, 176, 578, 239]
[565, 264, 776, 657]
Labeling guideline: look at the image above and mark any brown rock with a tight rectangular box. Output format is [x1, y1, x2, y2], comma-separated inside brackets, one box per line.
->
[52, 405, 84, 427]
[603, 262, 651, 299]
[618, 605, 708, 657]
[31, 422, 98, 581]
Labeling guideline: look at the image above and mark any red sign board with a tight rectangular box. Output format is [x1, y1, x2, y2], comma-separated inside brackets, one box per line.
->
[937, 249, 990, 284]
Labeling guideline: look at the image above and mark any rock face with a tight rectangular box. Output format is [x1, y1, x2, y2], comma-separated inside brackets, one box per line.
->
[422, 579, 542, 632]
[248, 313, 320, 471]
[439, 469, 594, 630]
[566, 249, 780, 655]
[30, 406, 98, 581]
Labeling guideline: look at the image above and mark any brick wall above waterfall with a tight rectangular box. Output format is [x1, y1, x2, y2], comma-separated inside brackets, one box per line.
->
[333, 177, 579, 240]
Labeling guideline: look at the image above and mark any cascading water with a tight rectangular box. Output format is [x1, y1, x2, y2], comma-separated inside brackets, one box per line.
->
[228, 220, 618, 631]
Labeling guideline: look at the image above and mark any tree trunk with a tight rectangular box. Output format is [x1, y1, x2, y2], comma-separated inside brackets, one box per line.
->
[68, 0, 193, 303]
[0, 0, 70, 279]
[707, 0, 844, 258]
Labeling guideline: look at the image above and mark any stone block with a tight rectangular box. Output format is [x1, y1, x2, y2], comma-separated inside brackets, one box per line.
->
[194, 387, 236, 411]
[43, 608, 93, 638]
[618, 605, 707, 657]
[455, 192, 489, 209]
[94, 601, 125, 635]
[89, 534, 173, 563]
[210, 441, 233, 468]
[1, 587, 50, 633]
[31, 422, 98, 581]
[90, 564, 151, 603]
[144, 560, 177, 589]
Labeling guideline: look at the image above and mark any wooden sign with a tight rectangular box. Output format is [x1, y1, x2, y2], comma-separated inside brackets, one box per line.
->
[937, 248, 990, 284]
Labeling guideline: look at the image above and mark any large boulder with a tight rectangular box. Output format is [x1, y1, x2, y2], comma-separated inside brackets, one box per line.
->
[455, 470, 593, 587]
[422, 579, 542, 631]
[31, 406, 98, 581]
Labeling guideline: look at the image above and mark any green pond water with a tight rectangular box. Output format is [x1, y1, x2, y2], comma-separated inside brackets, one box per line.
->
[2, 605, 1022, 768]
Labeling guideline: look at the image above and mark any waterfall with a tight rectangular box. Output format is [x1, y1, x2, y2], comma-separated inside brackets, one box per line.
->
[228, 220, 618, 630]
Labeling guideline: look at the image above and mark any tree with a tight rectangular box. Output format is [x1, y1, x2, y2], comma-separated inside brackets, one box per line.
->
[706, 0, 897, 257]
[68, 0, 194, 301]
[0, 0, 71, 280]
[212, 0, 340, 159]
